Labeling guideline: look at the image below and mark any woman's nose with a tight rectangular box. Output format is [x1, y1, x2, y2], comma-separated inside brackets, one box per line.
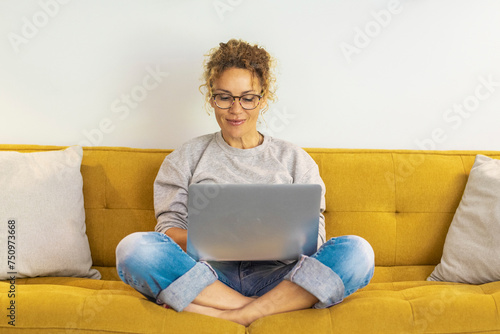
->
[228, 99, 244, 113]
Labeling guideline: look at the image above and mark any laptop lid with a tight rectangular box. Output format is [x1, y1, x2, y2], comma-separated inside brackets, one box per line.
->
[186, 183, 321, 261]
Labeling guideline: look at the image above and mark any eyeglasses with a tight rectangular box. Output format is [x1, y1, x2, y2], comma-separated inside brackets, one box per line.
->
[212, 94, 262, 110]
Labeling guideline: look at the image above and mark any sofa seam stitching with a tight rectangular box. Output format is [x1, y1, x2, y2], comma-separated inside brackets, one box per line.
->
[104, 151, 109, 209]
[328, 304, 334, 334]
[481, 284, 500, 327]
[391, 153, 398, 269]
[319, 210, 457, 213]
[302, 149, 500, 156]
[4, 145, 500, 156]
[100, 151, 110, 267]
[401, 287, 417, 332]
[491, 294, 500, 329]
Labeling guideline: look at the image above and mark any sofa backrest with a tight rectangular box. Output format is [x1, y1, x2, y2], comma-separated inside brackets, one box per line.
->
[2, 145, 499, 269]
[307, 149, 500, 268]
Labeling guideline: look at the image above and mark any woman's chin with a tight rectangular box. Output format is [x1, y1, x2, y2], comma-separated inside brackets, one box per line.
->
[221, 128, 246, 141]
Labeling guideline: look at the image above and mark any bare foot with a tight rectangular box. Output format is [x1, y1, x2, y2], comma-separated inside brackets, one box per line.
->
[183, 281, 318, 326]
[191, 281, 256, 310]
[162, 295, 254, 311]
[228, 295, 256, 309]
[183, 303, 260, 327]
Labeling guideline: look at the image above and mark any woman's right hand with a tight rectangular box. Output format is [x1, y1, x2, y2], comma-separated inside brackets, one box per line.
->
[165, 227, 188, 252]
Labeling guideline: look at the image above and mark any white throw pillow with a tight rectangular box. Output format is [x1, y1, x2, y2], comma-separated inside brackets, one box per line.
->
[0, 146, 100, 280]
[428, 154, 500, 284]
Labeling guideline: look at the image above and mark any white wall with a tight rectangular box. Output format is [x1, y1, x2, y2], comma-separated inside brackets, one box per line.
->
[1, 0, 499, 150]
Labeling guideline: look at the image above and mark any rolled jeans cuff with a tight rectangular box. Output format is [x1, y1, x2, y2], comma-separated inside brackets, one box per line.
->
[156, 261, 218, 312]
[284, 255, 345, 309]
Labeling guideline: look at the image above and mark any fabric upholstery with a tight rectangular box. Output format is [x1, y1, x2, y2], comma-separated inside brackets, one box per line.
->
[1, 144, 500, 333]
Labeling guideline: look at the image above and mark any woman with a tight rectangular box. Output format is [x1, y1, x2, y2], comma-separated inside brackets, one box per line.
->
[116, 39, 374, 326]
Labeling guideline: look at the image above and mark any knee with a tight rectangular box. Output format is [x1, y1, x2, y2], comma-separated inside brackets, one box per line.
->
[117, 232, 149, 251]
[317, 235, 375, 272]
[319, 235, 375, 296]
[304, 235, 375, 299]
[342, 235, 375, 269]
[117, 232, 150, 257]
[116, 232, 169, 265]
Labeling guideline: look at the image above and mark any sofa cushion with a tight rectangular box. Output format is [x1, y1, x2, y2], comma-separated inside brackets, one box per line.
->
[0, 280, 246, 334]
[248, 281, 500, 334]
[2, 280, 499, 333]
[0, 146, 100, 279]
[428, 155, 500, 284]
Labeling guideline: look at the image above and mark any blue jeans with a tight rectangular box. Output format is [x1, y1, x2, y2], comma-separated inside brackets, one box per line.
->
[116, 232, 374, 312]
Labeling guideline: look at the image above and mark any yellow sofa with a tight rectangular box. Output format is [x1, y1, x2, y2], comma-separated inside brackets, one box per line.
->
[1, 144, 500, 334]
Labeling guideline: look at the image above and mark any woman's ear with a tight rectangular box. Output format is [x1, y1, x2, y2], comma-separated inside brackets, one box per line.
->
[260, 96, 269, 113]
[209, 96, 216, 109]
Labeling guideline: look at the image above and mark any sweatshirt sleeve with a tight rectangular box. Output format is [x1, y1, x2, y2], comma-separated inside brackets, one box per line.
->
[153, 152, 190, 233]
[292, 150, 327, 248]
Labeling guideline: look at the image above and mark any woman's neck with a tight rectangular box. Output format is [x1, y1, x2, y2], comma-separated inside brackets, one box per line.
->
[221, 132, 263, 149]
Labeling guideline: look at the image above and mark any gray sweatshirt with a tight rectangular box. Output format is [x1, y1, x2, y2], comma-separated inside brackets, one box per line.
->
[154, 131, 326, 246]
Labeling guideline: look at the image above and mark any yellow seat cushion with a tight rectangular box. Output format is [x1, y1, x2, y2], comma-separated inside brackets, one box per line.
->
[0, 281, 246, 334]
[4, 278, 499, 333]
[249, 281, 500, 334]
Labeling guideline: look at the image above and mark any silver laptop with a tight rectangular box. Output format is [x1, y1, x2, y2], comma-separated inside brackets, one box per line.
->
[186, 183, 321, 261]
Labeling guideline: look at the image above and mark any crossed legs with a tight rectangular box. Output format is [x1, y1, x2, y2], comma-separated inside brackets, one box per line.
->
[116, 233, 374, 327]
[184, 279, 318, 326]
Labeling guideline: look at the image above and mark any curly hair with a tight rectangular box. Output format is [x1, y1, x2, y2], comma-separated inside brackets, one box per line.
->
[200, 39, 277, 114]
